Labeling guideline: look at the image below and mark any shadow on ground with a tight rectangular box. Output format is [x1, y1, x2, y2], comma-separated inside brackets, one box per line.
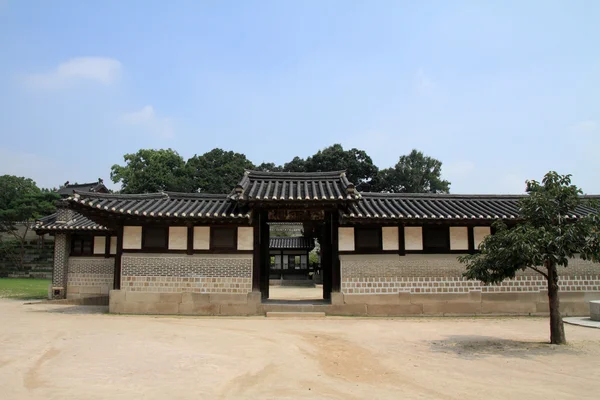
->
[429, 335, 580, 359]
[28, 304, 109, 315]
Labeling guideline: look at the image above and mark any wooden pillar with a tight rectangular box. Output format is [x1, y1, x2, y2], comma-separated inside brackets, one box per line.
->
[398, 224, 406, 256]
[186, 225, 194, 255]
[468, 226, 475, 253]
[104, 234, 111, 258]
[330, 211, 340, 293]
[252, 211, 261, 292]
[113, 224, 124, 290]
[322, 211, 333, 300]
[259, 210, 270, 300]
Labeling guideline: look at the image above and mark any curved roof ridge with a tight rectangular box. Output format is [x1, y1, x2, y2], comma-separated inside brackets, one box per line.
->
[245, 170, 347, 178]
[162, 191, 229, 199]
[360, 192, 526, 199]
[71, 190, 168, 200]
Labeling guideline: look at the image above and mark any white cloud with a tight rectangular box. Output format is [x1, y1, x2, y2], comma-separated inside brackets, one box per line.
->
[23, 57, 122, 89]
[416, 68, 436, 93]
[121, 105, 175, 138]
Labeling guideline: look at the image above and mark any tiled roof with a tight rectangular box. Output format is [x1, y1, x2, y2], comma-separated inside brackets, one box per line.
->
[269, 236, 315, 250]
[68, 191, 250, 220]
[345, 193, 599, 221]
[57, 181, 108, 196]
[229, 170, 360, 202]
[35, 212, 110, 232]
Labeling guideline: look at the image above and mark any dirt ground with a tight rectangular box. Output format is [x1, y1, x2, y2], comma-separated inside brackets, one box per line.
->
[1, 299, 599, 400]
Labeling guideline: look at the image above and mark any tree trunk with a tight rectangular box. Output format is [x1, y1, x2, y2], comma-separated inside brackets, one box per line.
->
[546, 261, 566, 345]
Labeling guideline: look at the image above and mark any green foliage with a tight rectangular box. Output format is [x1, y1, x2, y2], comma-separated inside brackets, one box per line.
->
[372, 149, 450, 193]
[459, 171, 600, 344]
[255, 162, 283, 172]
[187, 148, 255, 193]
[280, 144, 379, 185]
[0, 278, 51, 299]
[0, 175, 58, 233]
[110, 149, 189, 193]
[309, 250, 319, 265]
[460, 172, 600, 281]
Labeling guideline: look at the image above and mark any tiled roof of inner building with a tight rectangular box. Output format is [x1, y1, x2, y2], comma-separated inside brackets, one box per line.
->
[35, 212, 109, 232]
[57, 181, 107, 196]
[68, 191, 251, 219]
[269, 236, 315, 250]
[345, 193, 600, 221]
[229, 170, 360, 202]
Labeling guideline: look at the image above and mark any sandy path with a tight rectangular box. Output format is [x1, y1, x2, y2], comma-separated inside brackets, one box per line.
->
[1, 299, 599, 399]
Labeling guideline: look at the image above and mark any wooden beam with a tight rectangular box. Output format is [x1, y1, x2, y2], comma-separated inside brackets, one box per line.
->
[104, 233, 111, 258]
[113, 224, 124, 290]
[398, 224, 406, 256]
[468, 226, 475, 253]
[186, 225, 194, 255]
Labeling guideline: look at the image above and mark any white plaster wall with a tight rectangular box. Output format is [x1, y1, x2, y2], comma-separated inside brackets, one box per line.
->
[474, 226, 492, 249]
[193, 226, 210, 250]
[123, 226, 142, 250]
[110, 236, 117, 255]
[237, 227, 254, 250]
[404, 227, 423, 250]
[93, 236, 106, 255]
[338, 227, 355, 251]
[169, 227, 188, 250]
[450, 227, 469, 250]
[382, 226, 399, 251]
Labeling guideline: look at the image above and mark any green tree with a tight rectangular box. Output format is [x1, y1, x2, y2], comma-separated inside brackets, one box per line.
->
[281, 144, 378, 185]
[0, 176, 58, 270]
[373, 149, 450, 193]
[110, 149, 189, 193]
[282, 156, 307, 173]
[459, 172, 600, 344]
[255, 162, 283, 172]
[186, 148, 255, 193]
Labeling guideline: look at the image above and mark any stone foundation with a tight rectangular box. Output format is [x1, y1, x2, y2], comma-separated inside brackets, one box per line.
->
[109, 290, 261, 315]
[67, 257, 114, 299]
[121, 253, 252, 294]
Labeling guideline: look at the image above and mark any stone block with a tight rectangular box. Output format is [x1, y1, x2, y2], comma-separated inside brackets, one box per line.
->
[481, 301, 536, 314]
[560, 302, 589, 317]
[126, 291, 161, 303]
[330, 292, 344, 305]
[481, 292, 539, 303]
[68, 286, 81, 294]
[209, 293, 248, 305]
[147, 302, 181, 315]
[122, 302, 147, 314]
[159, 293, 183, 303]
[109, 290, 125, 303]
[423, 302, 482, 315]
[81, 286, 103, 294]
[326, 304, 368, 316]
[411, 292, 480, 304]
[219, 303, 259, 316]
[247, 291, 262, 305]
[366, 304, 423, 316]
[179, 302, 218, 315]
[109, 300, 125, 314]
[343, 294, 401, 305]
[590, 301, 600, 321]
[181, 292, 210, 304]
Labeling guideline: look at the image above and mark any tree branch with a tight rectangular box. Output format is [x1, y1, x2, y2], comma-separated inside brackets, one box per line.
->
[527, 266, 549, 279]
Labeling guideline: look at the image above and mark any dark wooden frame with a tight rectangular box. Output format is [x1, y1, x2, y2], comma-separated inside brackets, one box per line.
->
[422, 225, 450, 253]
[70, 234, 94, 257]
[142, 226, 169, 251]
[210, 226, 238, 251]
[354, 226, 383, 253]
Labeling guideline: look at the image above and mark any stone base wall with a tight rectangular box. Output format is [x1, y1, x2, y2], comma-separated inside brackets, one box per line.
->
[121, 253, 252, 294]
[109, 290, 261, 315]
[341, 254, 600, 294]
[67, 257, 114, 299]
[329, 291, 600, 317]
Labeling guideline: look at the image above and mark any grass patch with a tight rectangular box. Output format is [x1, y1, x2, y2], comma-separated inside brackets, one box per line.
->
[0, 278, 50, 300]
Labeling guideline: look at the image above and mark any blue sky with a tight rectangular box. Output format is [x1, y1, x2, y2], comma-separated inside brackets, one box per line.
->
[0, 0, 598, 193]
